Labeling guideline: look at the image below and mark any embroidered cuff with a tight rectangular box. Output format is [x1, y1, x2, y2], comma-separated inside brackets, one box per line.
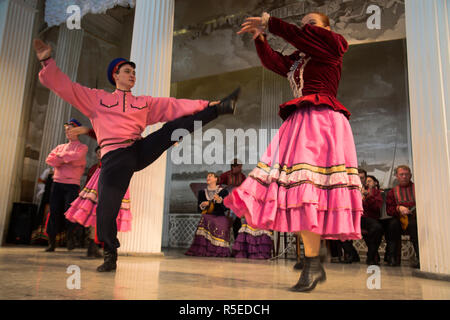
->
[261, 12, 270, 29]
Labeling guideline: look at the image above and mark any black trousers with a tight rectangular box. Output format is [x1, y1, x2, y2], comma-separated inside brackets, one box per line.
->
[46, 182, 79, 237]
[341, 240, 359, 258]
[328, 240, 342, 258]
[97, 105, 219, 251]
[384, 216, 419, 261]
[361, 216, 384, 261]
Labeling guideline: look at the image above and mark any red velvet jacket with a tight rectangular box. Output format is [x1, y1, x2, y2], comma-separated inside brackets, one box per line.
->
[362, 188, 383, 219]
[386, 183, 416, 218]
[255, 17, 350, 120]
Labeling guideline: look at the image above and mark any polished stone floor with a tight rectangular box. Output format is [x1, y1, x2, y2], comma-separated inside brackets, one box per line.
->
[0, 246, 448, 300]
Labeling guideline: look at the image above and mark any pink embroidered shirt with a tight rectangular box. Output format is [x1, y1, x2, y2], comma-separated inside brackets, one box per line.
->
[46, 140, 88, 186]
[39, 58, 210, 158]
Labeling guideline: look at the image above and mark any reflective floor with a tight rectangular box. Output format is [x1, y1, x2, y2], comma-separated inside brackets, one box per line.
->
[0, 246, 449, 300]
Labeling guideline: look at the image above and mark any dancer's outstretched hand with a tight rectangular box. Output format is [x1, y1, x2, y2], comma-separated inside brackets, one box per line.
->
[237, 17, 265, 39]
[33, 39, 52, 61]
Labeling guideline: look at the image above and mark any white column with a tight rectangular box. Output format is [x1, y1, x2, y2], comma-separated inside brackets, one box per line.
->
[118, 0, 175, 254]
[0, 0, 36, 243]
[405, 0, 450, 276]
[35, 25, 84, 201]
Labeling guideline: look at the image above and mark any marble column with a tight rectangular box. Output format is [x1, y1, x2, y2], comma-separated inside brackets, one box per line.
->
[117, 0, 175, 254]
[404, 0, 450, 277]
[34, 25, 84, 202]
[0, 0, 37, 243]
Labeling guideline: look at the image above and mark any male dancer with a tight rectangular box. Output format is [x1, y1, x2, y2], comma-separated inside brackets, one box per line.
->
[45, 118, 87, 252]
[34, 39, 240, 271]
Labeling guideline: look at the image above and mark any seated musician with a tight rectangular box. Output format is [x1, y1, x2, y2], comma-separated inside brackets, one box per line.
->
[185, 172, 231, 257]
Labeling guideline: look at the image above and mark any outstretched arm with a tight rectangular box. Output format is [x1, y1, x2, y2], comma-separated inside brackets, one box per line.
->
[146, 97, 210, 125]
[34, 39, 97, 118]
[254, 35, 297, 77]
[266, 16, 348, 62]
[239, 14, 347, 63]
[238, 17, 295, 77]
[66, 126, 97, 141]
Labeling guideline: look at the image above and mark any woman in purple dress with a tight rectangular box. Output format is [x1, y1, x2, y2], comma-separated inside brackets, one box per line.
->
[185, 173, 231, 257]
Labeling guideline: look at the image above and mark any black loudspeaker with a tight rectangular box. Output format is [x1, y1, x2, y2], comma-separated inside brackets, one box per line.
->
[6, 202, 38, 244]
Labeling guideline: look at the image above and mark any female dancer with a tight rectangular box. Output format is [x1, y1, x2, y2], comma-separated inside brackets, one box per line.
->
[225, 12, 363, 292]
[64, 160, 132, 250]
[33, 39, 240, 272]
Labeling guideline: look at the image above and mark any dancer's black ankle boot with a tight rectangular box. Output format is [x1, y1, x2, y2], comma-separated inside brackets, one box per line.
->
[215, 87, 240, 115]
[45, 236, 56, 252]
[290, 256, 326, 292]
[97, 249, 117, 272]
[293, 260, 304, 270]
[293, 248, 326, 270]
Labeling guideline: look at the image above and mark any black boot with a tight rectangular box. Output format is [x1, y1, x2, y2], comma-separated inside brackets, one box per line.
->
[86, 239, 102, 259]
[387, 242, 400, 266]
[351, 247, 360, 263]
[66, 230, 76, 251]
[293, 260, 304, 270]
[366, 246, 379, 265]
[294, 251, 326, 270]
[215, 87, 240, 115]
[96, 249, 117, 272]
[290, 256, 326, 292]
[45, 236, 56, 252]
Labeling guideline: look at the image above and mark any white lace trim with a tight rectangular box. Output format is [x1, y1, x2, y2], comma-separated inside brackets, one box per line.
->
[261, 12, 270, 29]
[238, 224, 273, 238]
[196, 227, 230, 248]
[45, 0, 135, 27]
[287, 53, 311, 98]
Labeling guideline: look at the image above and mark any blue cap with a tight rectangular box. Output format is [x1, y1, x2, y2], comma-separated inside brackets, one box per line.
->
[66, 118, 82, 127]
[107, 58, 136, 86]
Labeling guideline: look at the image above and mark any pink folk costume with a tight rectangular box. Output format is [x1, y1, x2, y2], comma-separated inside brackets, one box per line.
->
[38, 56, 236, 271]
[224, 16, 363, 240]
[45, 131, 88, 251]
[65, 166, 132, 233]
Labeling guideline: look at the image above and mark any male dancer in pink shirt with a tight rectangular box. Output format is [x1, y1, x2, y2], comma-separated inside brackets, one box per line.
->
[45, 118, 88, 252]
[33, 39, 240, 272]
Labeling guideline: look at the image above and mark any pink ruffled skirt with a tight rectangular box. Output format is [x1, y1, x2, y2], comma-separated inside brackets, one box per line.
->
[224, 105, 363, 240]
[65, 167, 132, 232]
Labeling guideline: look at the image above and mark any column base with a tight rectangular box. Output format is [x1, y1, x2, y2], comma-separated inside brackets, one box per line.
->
[412, 269, 450, 282]
[118, 252, 165, 257]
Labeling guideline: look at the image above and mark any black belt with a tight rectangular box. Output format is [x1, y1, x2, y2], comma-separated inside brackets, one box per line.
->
[100, 139, 136, 149]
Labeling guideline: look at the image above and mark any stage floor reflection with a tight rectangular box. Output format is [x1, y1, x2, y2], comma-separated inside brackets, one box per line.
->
[0, 246, 448, 300]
